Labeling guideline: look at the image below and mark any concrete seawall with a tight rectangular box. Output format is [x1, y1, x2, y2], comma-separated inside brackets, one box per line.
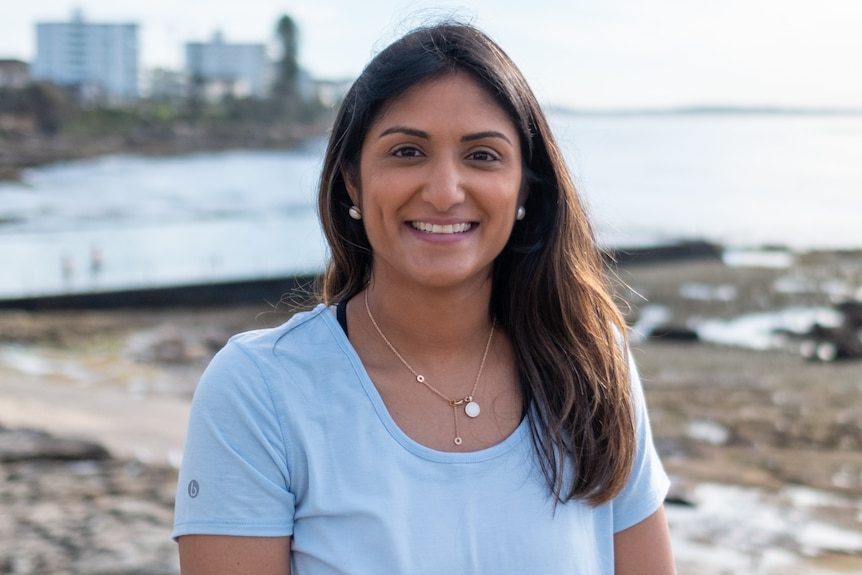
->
[0, 274, 318, 311]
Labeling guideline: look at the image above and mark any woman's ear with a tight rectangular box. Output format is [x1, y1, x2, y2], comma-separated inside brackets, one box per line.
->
[518, 173, 531, 207]
[342, 166, 360, 206]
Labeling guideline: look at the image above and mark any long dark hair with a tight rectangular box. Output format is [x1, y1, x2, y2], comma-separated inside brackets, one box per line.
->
[317, 22, 634, 506]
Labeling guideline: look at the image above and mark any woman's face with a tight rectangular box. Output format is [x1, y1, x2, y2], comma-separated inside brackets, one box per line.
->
[345, 72, 523, 292]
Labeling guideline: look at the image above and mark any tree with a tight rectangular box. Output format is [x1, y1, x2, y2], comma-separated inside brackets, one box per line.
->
[25, 82, 69, 135]
[272, 14, 300, 120]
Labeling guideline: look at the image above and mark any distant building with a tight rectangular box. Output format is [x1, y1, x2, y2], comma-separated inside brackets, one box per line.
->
[309, 77, 353, 108]
[32, 10, 139, 103]
[0, 59, 30, 89]
[145, 68, 187, 101]
[185, 32, 267, 100]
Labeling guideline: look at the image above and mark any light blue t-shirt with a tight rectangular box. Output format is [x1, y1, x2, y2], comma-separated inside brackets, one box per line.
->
[173, 304, 669, 574]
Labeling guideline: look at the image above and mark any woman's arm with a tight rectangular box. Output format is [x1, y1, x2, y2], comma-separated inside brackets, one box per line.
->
[614, 506, 676, 574]
[178, 535, 291, 575]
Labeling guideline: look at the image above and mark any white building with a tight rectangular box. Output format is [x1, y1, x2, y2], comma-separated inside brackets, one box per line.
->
[0, 60, 30, 89]
[185, 32, 267, 100]
[32, 11, 139, 102]
[145, 68, 187, 101]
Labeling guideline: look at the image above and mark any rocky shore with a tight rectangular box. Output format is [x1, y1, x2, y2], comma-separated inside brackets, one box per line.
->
[0, 122, 328, 182]
[0, 429, 178, 574]
[1, 249, 861, 574]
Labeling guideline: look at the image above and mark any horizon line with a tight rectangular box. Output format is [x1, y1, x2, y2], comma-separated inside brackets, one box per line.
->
[546, 104, 862, 116]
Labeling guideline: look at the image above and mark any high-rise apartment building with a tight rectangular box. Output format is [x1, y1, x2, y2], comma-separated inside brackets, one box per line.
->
[185, 32, 268, 99]
[32, 11, 139, 102]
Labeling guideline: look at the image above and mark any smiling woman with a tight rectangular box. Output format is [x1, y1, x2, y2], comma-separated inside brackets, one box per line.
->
[173, 21, 675, 575]
[344, 72, 523, 293]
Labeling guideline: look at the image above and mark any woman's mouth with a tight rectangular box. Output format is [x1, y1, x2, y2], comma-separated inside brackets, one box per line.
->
[410, 222, 473, 234]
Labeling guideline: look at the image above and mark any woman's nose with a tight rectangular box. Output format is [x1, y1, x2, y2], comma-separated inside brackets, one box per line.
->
[421, 157, 465, 212]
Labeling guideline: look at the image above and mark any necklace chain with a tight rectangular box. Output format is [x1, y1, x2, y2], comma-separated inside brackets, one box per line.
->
[364, 291, 495, 446]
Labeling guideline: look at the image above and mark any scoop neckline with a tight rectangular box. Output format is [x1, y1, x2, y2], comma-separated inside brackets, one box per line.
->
[318, 303, 529, 463]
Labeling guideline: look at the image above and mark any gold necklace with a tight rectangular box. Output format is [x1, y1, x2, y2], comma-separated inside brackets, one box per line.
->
[364, 291, 495, 446]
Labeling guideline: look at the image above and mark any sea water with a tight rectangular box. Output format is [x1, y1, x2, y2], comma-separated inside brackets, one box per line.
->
[0, 148, 327, 298]
[552, 112, 862, 249]
[1, 113, 861, 298]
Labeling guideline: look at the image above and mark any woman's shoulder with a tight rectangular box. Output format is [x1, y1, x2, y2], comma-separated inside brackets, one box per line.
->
[226, 303, 335, 352]
[194, 303, 344, 398]
[198, 304, 338, 376]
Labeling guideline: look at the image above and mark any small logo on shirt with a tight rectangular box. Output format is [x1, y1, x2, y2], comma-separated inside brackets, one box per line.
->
[188, 479, 200, 498]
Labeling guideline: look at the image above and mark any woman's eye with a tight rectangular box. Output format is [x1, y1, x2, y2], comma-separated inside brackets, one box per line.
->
[392, 146, 422, 158]
[468, 150, 500, 162]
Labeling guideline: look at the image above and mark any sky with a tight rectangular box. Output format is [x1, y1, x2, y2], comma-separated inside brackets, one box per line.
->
[2, 0, 861, 111]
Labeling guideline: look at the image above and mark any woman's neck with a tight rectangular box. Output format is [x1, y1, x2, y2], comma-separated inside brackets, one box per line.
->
[360, 274, 494, 359]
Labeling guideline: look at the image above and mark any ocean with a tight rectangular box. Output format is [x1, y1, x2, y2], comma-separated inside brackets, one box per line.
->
[1, 112, 860, 299]
[552, 112, 862, 249]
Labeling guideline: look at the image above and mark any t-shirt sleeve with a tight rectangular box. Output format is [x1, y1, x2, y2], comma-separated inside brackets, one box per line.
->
[611, 350, 670, 532]
[172, 338, 295, 539]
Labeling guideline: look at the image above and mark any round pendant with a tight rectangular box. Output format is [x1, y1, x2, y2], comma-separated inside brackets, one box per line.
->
[464, 401, 480, 418]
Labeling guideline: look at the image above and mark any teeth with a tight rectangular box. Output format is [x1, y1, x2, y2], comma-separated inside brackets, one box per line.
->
[411, 222, 472, 234]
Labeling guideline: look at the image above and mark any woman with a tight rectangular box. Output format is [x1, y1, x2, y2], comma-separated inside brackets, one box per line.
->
[174, 22, 675, 574]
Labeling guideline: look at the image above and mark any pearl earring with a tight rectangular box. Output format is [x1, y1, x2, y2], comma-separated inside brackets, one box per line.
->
[348, 206, 362, 220]
[516, 206, 526, 221]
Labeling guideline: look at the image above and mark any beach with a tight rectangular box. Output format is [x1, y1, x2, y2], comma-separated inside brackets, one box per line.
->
[1, 249, 861, 573]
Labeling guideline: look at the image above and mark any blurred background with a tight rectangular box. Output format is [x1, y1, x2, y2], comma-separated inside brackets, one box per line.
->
[1, 1, 861, 573]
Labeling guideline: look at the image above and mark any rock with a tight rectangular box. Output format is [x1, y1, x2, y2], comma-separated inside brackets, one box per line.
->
[0, 458, 179, 574]
[607, 240, 724, 265]
[0, 426, 179, 574]
[125, 325, 214, 365]
[0, 426, 111, 463]
[837, 300, 862, 328]
[648, 324, 700, 342]
[796, 323, 862, 362]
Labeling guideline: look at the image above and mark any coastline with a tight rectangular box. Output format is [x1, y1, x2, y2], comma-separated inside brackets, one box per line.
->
[0, 122, 328, 183]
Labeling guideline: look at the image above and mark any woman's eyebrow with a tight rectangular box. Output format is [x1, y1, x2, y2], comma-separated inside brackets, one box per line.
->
[377, 127, 512, 145]
[461, 131, 512, 144]
[377, 126, 429, 139]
